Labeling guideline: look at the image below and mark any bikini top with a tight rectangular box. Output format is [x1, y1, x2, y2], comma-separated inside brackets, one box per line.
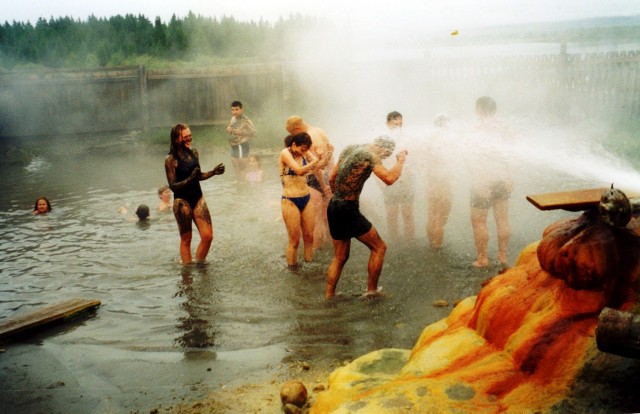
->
[281, 155, 307, 177]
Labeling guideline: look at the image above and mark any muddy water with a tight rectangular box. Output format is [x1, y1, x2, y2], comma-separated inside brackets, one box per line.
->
[0, 130, 593, 412]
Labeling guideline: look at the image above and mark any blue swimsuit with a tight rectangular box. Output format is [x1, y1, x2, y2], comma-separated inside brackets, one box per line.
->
[282, 156, 307, 176]
[282, 194, 311, 212]
[281, 155, 310, 212]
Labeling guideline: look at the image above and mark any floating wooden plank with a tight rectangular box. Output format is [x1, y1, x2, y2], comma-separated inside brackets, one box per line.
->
[0, 298, 101, 340]
[526, 188, 640, 211]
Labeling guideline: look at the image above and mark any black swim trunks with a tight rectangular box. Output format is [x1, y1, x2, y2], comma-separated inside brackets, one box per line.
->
[470, 180, 511, 209]
[307, 174, 323, 195]
[327, 198, 372, 240]
[230, 141, 250, 159]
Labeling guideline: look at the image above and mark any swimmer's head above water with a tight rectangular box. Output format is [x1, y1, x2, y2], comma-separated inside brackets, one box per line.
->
[135, 204, 150, 221]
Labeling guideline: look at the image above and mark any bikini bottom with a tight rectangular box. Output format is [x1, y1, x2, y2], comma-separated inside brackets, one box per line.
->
[282, 193, 311, 212]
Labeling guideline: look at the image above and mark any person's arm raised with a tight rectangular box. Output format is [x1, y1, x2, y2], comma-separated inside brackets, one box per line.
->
[373, 150, 408, 185]
[281, 149, 318, 176]
[200, 163, 226, 180]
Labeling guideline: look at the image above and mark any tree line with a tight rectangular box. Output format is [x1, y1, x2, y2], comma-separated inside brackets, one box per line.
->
[2, 12, 638, 70]
[0, 12, 325, 69]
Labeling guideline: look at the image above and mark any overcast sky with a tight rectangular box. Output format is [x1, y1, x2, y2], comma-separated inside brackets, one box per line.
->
[2, 0, 640, 30]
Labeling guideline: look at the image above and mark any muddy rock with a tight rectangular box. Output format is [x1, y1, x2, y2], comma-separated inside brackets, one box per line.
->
[280, 380, 307, 407]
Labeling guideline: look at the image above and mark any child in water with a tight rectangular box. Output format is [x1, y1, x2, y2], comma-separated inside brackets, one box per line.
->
[32, 196, 52, 215]
[156, 184, 172, 212]
[245, 155, 264, 183]
[135, 204, 150, 221]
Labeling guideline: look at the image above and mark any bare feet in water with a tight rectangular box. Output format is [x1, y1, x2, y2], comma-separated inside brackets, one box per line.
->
[472, 258, 489, 268]
[361, 288, 384, 299]
[498, 252, 508, 268]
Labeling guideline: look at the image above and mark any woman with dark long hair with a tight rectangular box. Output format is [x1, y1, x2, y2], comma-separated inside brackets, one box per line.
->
[32, 196, 52, 215]
[165, 124, 225, 264]
[279, 132, 318, 266]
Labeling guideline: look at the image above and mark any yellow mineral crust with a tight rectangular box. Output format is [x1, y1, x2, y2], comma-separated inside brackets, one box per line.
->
[311, 241, 607, 413]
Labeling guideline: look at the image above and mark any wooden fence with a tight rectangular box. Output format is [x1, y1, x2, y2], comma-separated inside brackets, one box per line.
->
[0, 63, 287, 137]
[1, 50, 639, 138]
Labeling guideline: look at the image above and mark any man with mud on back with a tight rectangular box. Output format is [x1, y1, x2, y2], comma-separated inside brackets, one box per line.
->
[325, 136, 408, 299]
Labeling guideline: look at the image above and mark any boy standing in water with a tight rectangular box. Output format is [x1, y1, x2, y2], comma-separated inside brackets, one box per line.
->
[467, 96, 513, 268]
[226, 101, 257, 181]
[377, 111, 416, 242]
[425, 113, 454, 250]
[326, 136, 408, 299]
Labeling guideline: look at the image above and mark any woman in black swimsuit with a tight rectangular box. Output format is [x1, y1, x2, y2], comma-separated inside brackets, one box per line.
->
[165, 123, 225, 264]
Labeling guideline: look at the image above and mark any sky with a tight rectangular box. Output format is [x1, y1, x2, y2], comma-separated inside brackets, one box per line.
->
[2, 0, 640, 31]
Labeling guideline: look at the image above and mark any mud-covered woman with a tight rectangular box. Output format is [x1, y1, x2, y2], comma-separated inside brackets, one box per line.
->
[165, 124, 225, 265]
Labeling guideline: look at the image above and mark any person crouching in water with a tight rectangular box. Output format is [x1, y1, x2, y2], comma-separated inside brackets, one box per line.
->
[279, 132, 319, 267]
[326, 136, 407, 299]
[165, 123, 225, 265]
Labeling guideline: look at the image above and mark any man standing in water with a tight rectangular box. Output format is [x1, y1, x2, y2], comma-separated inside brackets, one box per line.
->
[467, 96, 513, 268]
[286, 116, 334, 250]
[326, 136, 408, 299]
[226, 101, 256, 181]
[377, 111, 416, 242]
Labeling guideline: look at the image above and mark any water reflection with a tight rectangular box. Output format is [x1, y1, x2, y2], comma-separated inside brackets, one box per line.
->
[174, 264, 218, 349]
[136, 220, 151, 230]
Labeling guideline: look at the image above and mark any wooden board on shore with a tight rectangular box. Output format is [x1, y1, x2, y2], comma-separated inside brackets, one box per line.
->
[526, 188, 640, 212]
[0, 298, 101, 340]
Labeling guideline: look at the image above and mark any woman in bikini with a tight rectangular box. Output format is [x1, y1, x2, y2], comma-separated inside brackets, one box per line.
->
[165, 123, 225, 265]
[279, 132, 319, 267]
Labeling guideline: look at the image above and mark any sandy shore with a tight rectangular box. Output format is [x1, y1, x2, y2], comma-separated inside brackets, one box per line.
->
[2, 309, 640, 414]
[0, 334, 337, 414]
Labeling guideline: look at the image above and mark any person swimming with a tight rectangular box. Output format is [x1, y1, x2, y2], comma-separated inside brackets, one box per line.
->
[135, 204, 150, 221]
[32, 196, 52, 215]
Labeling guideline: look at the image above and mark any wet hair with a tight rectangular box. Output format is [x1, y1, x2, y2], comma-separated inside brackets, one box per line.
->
[373, 136, 396, 152]
[231, 100, 243, 108]
[285, 116, 304, 134]
[386, 111, 402, 122]
[476, 96, 497, 117]
[433, 113, 449, 127]
[135, 204, 150, 220]
[157, 185, 169, 196]
[33, 196, 52, 212]
[169, 123, 190, 157]
[284, 132, 313, 148]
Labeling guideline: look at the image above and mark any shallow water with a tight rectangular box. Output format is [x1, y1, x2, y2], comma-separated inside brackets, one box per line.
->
[0, 129, 630, 412]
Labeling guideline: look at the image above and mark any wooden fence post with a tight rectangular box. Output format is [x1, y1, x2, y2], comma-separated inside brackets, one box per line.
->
[138, 64, 149, 133]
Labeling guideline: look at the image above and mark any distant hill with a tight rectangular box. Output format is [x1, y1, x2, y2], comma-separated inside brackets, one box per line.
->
[520, 14, 640, 30]
[437, 15, 640, 46]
